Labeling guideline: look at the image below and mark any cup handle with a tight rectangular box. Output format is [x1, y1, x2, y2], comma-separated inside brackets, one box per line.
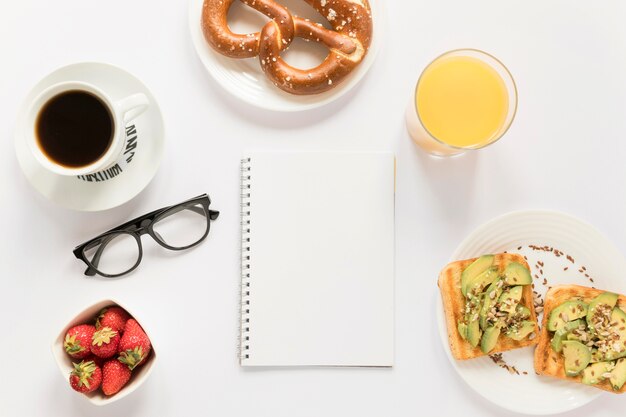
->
[116, 93, 150, 123]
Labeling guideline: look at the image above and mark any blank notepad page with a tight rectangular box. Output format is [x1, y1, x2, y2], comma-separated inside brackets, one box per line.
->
[240, 152, 394, 366]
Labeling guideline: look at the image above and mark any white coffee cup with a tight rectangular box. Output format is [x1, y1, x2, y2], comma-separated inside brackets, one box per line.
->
[26, 81, 149, 176]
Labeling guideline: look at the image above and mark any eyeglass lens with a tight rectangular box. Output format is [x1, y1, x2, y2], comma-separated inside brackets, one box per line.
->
[83, 232, 140, 276]
[152, 203, 209, 249]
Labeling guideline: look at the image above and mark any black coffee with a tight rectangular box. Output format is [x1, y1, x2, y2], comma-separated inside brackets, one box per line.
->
[36, 90, 114, 168]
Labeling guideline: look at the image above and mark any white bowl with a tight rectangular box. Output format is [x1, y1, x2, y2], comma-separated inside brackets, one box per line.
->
[51, 299, 157, 406]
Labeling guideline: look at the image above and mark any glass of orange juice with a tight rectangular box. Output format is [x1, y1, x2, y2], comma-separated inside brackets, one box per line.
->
[406, 49, 517, 156]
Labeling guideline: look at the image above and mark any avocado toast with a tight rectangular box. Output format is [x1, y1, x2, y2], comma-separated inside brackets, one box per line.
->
[534, 284, 626, 393]
[438, 253, 540, 360]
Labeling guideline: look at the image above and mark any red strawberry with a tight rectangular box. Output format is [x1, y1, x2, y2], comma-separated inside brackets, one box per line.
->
[101, 359, 131, 396]
[118, 319, 151, 370]
[69, 360, 102, 393]
[64, 324, 96, 359]
[90, 327, 120, 358]
[96, 306, 131, 333]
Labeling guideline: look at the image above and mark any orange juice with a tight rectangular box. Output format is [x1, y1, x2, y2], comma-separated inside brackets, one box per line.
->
[417, 55, 509, 148]
[406, 50, 516, 156]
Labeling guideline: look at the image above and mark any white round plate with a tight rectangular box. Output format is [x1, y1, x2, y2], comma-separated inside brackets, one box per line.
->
[188, 0, 384, 112]
[15, 62, 165, 212]
[436, 210, 626, 415]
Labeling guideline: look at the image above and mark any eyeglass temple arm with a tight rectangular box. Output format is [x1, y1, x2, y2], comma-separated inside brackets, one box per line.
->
[157, 204, 219, 220]
[111, 201, 217, 233]
[83, 195, 214, 238]
[107, 208, 164, 233]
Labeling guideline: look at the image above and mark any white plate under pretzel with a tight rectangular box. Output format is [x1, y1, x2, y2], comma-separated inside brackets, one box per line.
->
[188, 0, 384, 112]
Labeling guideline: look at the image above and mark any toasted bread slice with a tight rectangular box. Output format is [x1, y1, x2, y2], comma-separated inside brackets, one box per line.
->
[438, 253, 539, 360]
[534, 284, 626, 394]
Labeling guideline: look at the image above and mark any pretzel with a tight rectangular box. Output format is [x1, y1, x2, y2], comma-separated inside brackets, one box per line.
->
[201, 0, 373, 95]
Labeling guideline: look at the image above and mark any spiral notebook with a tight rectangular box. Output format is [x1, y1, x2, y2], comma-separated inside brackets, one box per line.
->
[239, 151, 394, 367]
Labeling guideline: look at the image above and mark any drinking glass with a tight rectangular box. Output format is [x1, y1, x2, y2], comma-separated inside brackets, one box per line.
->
[406, 49, 517, 156]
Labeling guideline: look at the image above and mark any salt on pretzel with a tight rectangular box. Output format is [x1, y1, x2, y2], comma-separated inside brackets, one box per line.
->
[201, 0, 373, 95]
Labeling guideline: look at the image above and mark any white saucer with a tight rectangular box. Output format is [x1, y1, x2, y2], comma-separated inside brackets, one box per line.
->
[188, 0, 385, 112]
[436, 210, 626, 415]
[15, 62, 165, 212]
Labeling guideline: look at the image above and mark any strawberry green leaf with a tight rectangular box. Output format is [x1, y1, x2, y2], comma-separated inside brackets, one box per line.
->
[64, 334, 85, 354]
[118, 347, 144, 370]
[71, 361, 97, 388]
[95, 308, 108, 329]
[92, 327, 117, 346]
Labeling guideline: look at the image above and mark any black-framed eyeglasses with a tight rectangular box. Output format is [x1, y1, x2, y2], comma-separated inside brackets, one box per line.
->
[73, 194, 219, 278]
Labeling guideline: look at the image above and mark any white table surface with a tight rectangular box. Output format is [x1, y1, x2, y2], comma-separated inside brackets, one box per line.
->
[1, 1, 626, 416]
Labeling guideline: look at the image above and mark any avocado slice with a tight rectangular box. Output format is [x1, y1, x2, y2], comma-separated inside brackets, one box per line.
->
[479, 279, 504, 330]
[547, 300, 589, 331]
[551, 330, 568, 353]
[498, 286, 523, 315]
[503, 262, 532, 286]
[461, 255, 495, 297]
[590, 348, 605, 363]
[599, 307, 626, 361]
[559, 319, 586, 344]
[582, 361, 615, 385]
[612, 306, 626, 340]
[457, 321, 468, 340]
[516, 305, 531, 319]
[506, 320, 536, 341]
[466, 267, 499, 299]
[466, 318, 481, 348]
[550, 319, 593, 352]
[586, 292, 619, 332]
[590, 349, 601, 363]
[480, 326, 501, 354]
[610, 358, 626, 391]
[562, 340, 592, 376]
[566, 332, 589, 342]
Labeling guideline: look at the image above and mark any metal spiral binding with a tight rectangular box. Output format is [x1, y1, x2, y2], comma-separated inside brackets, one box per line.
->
[239, 157, 252, 362]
